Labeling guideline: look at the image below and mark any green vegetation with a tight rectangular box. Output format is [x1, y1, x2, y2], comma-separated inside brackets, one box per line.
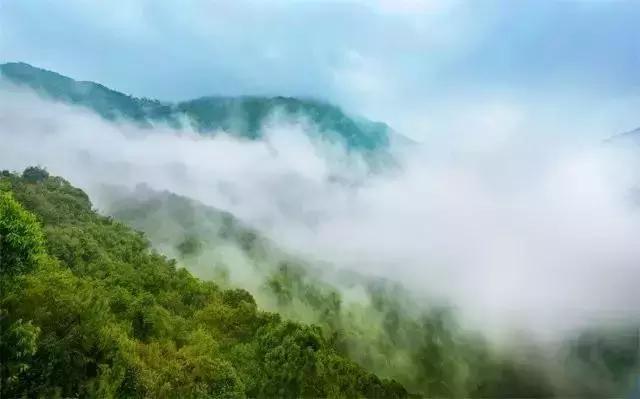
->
[101, 187, 550, 397]
[103, 183, 640, 398]
[1, 168, 638, 398]
[0, 169, 406, 398]
[0, 62, 392, 152]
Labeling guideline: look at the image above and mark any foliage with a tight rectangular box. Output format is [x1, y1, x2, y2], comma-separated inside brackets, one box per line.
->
[21, 166, 49, 183]
[0, 170, 406, 398]
[0, 191, 45, 276]
[2, 169, 637, 398]
[105, 183, 640, 398]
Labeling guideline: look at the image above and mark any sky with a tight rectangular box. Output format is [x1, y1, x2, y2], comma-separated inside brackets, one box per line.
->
[1, 0, 639, 138]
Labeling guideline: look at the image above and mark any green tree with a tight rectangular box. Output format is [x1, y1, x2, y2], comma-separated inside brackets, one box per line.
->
[21, 166, 49, 183]
[0, 192, 45, 276]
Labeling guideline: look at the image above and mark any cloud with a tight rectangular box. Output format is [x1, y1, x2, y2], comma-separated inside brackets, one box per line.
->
[2, 86, 640, 339]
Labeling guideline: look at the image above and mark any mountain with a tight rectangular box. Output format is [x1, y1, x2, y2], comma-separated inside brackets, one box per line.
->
[0, 62, 393, 152]
[97, 182, 640, 398]
[617, 126, 640, 142]
[0, 168, 408, 398]
[4, 167, 637, 398]
[605, 126, 640, 144]
[98, 184, 557, 397]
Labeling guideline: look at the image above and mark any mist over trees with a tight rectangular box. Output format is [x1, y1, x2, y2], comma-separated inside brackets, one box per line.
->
[0, 169, 407, 398]
[1, 168, 638, 398]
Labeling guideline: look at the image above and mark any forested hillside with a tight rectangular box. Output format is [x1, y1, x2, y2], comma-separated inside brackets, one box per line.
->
[2, 168, 637, 398]
[0, 168, 407, 398]
[0, 62, 393, 152]
[100, 184, 640, 398]
[100, 184, 555, 397]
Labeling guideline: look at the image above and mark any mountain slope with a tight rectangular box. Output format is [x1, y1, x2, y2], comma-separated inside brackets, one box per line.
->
[0, 170, 558, 398]
[3, 168, 638, 397]
[98, 182, 640, 398]
[609, 126, 640, 143]
[0, 62, 392, 151]
[0, 168, 407, 398]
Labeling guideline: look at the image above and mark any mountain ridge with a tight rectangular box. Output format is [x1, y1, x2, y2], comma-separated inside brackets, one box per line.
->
[604, 126, 640, 144]
[0, 61, 394, 152]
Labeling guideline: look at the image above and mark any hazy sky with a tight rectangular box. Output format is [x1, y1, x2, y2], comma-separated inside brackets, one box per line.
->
[1, 0, 639, 137]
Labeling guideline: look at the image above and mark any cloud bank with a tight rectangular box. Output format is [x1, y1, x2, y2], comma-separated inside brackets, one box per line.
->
[1, 87, 639, 338]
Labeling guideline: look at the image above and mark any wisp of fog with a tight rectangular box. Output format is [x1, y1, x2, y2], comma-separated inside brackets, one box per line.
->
[1, 86, 639, 338]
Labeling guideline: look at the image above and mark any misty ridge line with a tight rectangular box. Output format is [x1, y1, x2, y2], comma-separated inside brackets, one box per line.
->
[1, 68, 640, 338]
[0, 61, 403, 156]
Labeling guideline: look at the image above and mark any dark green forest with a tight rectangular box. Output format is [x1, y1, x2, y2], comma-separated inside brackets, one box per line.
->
[1, 168, 638, 398]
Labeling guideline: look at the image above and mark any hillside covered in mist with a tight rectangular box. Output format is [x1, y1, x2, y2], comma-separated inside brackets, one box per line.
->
[0, 62, 395, 153]
[0, 168, 409, 398]
[1, 61, 640, 398]
[2, 168, 638, 398]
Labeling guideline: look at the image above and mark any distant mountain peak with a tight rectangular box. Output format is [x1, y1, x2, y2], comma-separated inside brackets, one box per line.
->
[1, 61, 396, 153]
[606, 126, 640, 144]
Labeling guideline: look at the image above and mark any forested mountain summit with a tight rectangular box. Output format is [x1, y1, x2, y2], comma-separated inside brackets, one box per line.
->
[0, 62, 394, 152]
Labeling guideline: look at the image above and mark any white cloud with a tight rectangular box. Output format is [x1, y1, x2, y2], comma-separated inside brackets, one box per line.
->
[2, 87, 640, 338]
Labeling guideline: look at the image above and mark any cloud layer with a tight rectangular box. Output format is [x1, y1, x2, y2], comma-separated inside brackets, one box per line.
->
[2, 87, 639, 338]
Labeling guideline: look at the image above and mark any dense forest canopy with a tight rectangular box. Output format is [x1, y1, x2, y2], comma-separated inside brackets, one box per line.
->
[1, 167, 638, 398]
[0, 168, 407, 398]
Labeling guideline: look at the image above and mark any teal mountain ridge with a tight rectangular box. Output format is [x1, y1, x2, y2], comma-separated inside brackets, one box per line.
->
[613, 126, 640, 142]
[0, 62, 394, 152]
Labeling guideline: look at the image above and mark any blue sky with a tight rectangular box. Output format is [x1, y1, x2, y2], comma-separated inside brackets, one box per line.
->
[1, 0, 639, 138]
